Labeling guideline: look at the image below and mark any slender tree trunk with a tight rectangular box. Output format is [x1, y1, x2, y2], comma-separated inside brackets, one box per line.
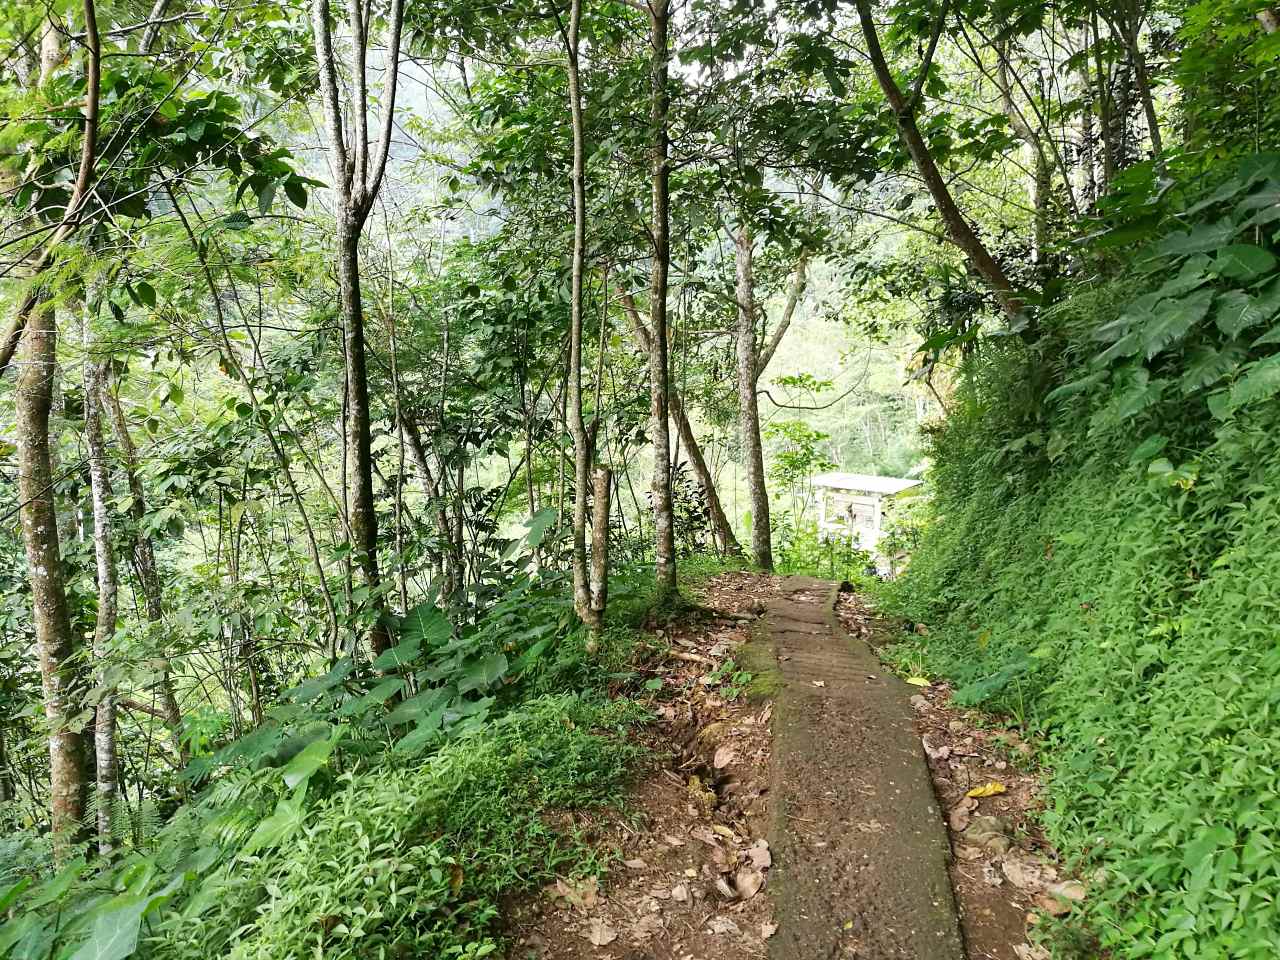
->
[590, 466, 611, 622]
[84, 350, 118, 855]
[400, 414, 460, 597]
[1126, 35, 1163, 168]
[336, 223, 391, 652]
[11, 0, 100, 852]
[0, 726, 13, 802]
[647, 0, 678, 597]
[17, 301, 87, 850]
[670, 395, 740, 555]
[854, 0, 1021, 318]
[105, 376, 184, 760]
[735, 225, 773, 570]
[563, 0, 598, 629]
[621, 293, 739, 556]
[311, 0, 405, 653]
[1091, 11, 1117, 188]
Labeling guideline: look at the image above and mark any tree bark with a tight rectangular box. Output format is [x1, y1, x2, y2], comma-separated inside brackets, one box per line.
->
[335, 223, 391, 652]
[589, 466, 611, 621]
[105, 375, 185, 761]
[17, 300, 87, 850]
[84, 351, 118, 855]
[854, 0, 1021, 318]
[621, 294, 739, 556]
[562, 0, 598, 629]
[400, 413, 461, 595]
[12, 0, 100, 853]
[735, 224, 773, 571]
[646, 0, 678, 598]
[311, 0, 405, 655]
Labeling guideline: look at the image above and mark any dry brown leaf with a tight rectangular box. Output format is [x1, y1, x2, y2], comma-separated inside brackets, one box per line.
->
[707, 917, 741, 935]
[711, 824, 736, 840]
[714, 875, 736, 899]
[713, 745, 735, 769]
[1047, 879, 1086, 901]
[811, 680, 826, 688]
[631, 914, 663, 941]
[623, 858, 647, 870]
[555, 876, 598, 911]
[735, 866, 766, 900]
[748, 839, 772, 869]
[670, 882, 689, 902]
[948, 803, 974, 832]
[761, 922, 779, 939]
[585, 919, 617, 947]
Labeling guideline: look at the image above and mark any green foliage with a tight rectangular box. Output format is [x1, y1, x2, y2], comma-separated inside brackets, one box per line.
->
[881, 191, 1280, 953]
[1, 574, 649, 960]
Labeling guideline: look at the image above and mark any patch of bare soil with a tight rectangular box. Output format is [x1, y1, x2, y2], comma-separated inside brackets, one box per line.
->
[504, 572, 783, 960]
[837, 592, 1085, 960]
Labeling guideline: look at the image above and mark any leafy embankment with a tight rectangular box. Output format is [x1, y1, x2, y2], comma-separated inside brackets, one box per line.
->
[880, 155, 1280, 959]
[0, 572, 652, 960]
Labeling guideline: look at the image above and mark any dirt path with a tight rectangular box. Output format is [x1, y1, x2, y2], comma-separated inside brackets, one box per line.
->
[765, 576, 964, 960]
[504, 572, 971, 960]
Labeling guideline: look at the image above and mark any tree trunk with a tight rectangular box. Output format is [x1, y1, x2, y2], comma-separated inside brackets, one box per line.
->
[670, 394, 740, 556]
[84, 351, 118, 855]
[105, 375, 185, 761]
[17, 301, 87, 851]
[336, 221, 391, 653]
[563, 0, 597, 629]
[854, 0, 1021, 318]
[400, 413, 460, 597]
[589, 466, 611, 622]
[621, 293, 739, 556]
[647, 0, 678, 598]
[311, 0, 405, 653]
[735, 224, 773, 571]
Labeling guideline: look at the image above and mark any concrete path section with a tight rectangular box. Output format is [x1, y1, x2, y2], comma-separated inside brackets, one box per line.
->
[765, 576, 965, 960]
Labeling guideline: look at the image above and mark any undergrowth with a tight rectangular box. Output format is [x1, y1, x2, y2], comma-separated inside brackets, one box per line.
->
[0, 572, 652, 960]
[879, 156, 1280, 959]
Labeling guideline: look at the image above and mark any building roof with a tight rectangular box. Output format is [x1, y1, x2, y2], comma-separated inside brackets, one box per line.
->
[811, 472, 924, 496]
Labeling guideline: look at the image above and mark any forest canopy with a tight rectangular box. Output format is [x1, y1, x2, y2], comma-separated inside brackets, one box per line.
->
[2, 0, 1278, 956]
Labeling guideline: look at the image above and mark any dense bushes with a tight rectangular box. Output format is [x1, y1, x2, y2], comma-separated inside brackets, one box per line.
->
[881, 157, 1280, 958]
[0, 578, 648, 960]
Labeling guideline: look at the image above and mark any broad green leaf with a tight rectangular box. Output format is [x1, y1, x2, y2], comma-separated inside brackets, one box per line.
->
[281, 728, 340, 788]
[392, 706, 447, 755]
[457, 653, 508, 695]
[1214, 244, 1277, 281]
[283, 178, 308, 209]
[1223, 354, 1280, 414]
[338, 677, 404, 717]
[69, 895, 151, 960]
[0, 878, 30, 913]
[1181, 344, 1246, 394]
[1129, 434, 1169, 463]
[1215, 281, 1280, 337]
[1046, 370, 1108, 403]
[1141, 289, 1214, 359]
[241, 783, 308, 856]
[523, 507, 558, 547]
[286, 657, 353, 703]
[509, 636, 554, 674]
[399, 602, 452, 647]
[1154, 219, 1238, 257]
[384, 686, 451, 726]
[221, 211, 251, 231]
[370, 636, 422, 671]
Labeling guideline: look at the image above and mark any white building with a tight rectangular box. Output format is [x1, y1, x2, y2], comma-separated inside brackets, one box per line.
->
[812, 472, 924, 552]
